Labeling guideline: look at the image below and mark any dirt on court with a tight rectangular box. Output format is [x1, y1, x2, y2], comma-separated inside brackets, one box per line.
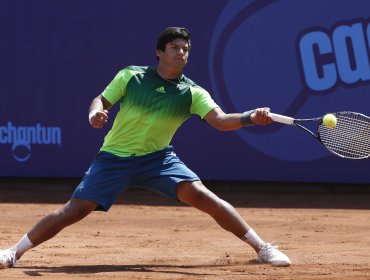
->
[0, 182, 369, 280]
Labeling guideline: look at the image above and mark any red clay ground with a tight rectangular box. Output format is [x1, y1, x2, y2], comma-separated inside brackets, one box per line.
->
[0, 185, 369, 280]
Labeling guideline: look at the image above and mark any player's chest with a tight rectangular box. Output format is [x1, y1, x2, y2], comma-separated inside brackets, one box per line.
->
[126, 76, 191, 105]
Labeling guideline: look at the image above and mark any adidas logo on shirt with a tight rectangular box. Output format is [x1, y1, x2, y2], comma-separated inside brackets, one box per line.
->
[155, 86, 166, 93]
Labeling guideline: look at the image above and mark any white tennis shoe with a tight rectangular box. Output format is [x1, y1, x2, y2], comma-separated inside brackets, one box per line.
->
[0, 248, 17, 269]
[256, 243, 291, 266]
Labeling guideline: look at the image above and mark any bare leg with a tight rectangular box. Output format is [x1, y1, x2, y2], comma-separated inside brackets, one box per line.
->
[176, 180, 259, 251]
[22, 198, 97, 258]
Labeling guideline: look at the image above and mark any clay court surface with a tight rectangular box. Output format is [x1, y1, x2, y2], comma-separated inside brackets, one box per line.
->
[0, 183, 369, 280]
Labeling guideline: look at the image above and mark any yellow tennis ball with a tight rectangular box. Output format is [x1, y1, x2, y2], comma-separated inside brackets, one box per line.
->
[323, 114, 337, 128]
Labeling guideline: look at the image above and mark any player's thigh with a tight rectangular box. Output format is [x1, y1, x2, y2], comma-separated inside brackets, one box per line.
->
[176, 181, 220, 209]
[135, 148, 199, 200]
[72, 151, 132, 211]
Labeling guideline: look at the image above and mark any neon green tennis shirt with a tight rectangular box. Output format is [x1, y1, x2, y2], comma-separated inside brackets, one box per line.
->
[100, 66, 219, 157]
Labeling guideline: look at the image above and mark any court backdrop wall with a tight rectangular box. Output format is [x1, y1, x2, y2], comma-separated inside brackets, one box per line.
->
[0, 0, 369, 184]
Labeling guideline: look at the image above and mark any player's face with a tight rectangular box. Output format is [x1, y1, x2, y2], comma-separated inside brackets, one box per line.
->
[157, 38, 190, 69]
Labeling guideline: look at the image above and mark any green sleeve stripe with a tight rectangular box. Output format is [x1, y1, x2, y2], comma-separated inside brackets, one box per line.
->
[102, 68, 144, 105]
[190, 86, 219, 119]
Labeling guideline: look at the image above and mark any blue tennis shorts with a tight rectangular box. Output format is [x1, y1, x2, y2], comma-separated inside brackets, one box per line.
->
[71, 146, 200, 211]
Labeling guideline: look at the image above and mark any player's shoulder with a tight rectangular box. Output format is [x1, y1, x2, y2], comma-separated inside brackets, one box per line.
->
[113, 66, 151, 81]
[181, 75, 207, 92]
[180, 74, 205, 90]
[121, 65, 150, 74]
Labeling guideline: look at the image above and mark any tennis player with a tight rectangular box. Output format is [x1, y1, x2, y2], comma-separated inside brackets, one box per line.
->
[0, 27, 290, 268]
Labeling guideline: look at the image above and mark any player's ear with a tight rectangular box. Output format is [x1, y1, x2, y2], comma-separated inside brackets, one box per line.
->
[156, 49, 162, 58]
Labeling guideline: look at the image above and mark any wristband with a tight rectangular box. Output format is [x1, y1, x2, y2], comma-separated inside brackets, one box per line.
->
[88, 109, 100, 124]
[240, 109, 256, 126]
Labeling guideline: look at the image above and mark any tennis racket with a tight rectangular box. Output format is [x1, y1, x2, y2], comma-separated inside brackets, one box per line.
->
[270, 111, 370, 160]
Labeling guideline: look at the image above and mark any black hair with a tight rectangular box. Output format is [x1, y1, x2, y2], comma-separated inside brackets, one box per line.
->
[156, 27, 191, 52]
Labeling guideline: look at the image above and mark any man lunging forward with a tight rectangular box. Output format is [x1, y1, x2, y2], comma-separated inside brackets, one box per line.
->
[0, 27, 290, 269]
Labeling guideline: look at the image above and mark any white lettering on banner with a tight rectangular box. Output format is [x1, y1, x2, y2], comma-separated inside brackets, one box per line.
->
[298, 19, 370, 91]
[0, 122, 62, 162]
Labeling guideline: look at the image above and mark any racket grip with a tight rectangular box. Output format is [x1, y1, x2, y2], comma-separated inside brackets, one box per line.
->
[270, 113, 295, 125]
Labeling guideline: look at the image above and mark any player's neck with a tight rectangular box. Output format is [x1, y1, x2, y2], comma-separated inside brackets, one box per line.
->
[156, 64, 182, 80]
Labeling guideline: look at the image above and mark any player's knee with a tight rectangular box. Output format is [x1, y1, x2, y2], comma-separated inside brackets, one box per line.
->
[191, 189, 225, 212]
[192, 188, 211, 207]
[180, 185, 209, 207]
[54, 201, 94, 225]
[218, 199, 235, 212]
[177, 181, 227, 210]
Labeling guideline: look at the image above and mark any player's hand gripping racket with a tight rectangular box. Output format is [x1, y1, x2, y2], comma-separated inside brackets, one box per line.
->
[270, 111, 370, 160]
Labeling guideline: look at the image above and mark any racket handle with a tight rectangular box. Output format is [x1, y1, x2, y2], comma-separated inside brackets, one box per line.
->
[270, 113, 295, 125]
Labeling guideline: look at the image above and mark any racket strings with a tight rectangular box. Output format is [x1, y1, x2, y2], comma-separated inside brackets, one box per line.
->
[320, 116, 370, 158]
[326, 117, 370, 151]
[319, 113, 370, 159]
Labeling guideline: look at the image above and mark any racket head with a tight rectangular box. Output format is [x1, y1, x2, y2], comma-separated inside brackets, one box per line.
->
[318, 112, 370, 159]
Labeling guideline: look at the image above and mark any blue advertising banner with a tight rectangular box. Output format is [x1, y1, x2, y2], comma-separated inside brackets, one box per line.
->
[0, 0, 369, 183]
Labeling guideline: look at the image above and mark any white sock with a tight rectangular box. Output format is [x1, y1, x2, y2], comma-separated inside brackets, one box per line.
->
[240, 229, 266, 251]
[14, 234, 34, 259]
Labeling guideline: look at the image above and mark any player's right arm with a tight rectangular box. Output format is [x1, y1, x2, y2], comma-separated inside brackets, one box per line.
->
[88, 94, 112, 129]
[88, 67, 134, 129]
[204, 107, 272, 131]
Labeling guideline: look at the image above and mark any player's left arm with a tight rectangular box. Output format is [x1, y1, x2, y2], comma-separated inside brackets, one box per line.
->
[88, 94, 113, 129]
[204, 107, 273, 131]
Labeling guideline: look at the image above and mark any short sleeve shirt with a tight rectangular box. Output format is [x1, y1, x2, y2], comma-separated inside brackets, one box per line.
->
[100, 66, 219, 157]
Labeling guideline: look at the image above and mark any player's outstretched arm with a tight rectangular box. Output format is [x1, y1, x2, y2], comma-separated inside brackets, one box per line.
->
[204, 107, 272, 131]
[88, 94, 112, 129]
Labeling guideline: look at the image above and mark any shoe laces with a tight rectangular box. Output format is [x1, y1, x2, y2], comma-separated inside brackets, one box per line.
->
[258, 242, 282, 258]
[260, 242, 277, 250]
